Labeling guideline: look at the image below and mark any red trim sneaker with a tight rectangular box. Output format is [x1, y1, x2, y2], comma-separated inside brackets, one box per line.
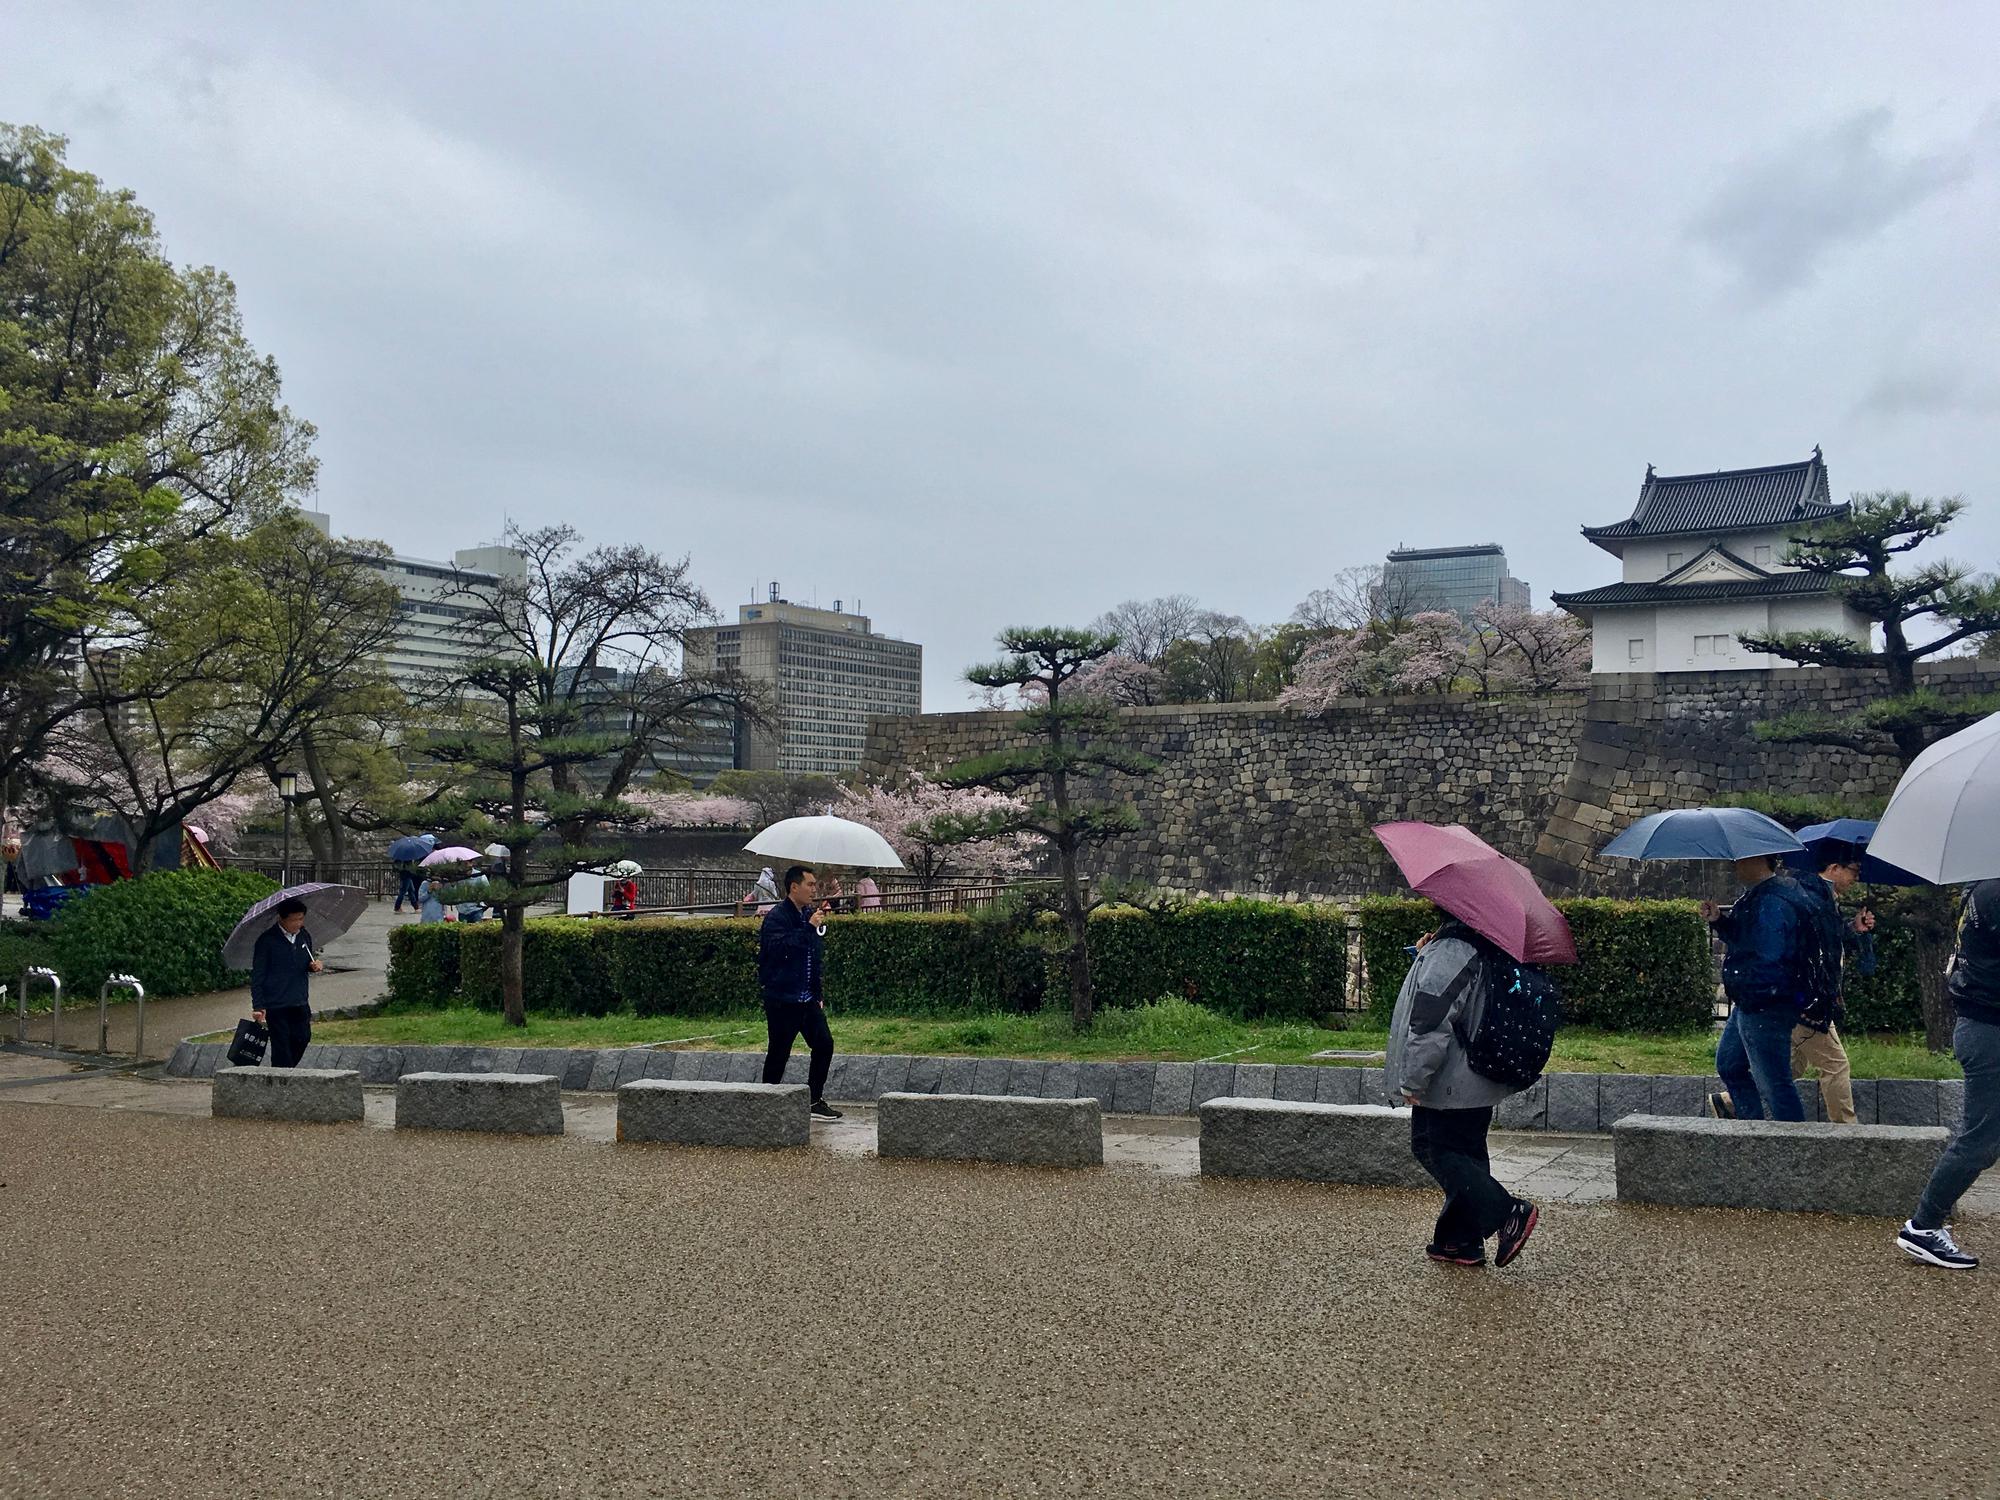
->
[1495, 1198, 1539, 1267]
[1425, 1242, 1487, 1268]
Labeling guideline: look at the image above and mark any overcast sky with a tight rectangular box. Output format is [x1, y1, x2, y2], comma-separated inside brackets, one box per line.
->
[10, 2, 2000, 706]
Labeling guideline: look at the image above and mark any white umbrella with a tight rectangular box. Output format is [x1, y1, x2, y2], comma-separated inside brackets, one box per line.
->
[1872, 712, 2000, 883]
[605, 859, 644, 878]
[483, 843, 511, 860]
[744, 814, 904, 870]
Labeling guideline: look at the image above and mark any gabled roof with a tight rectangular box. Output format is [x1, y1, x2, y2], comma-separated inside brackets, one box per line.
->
[1582, 448, 1844, 555]
[1655, 544, 1771, 587]
[1550, 570, 1832, 615]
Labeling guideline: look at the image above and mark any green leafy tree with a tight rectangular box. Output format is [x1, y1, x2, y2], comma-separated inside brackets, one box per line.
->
[1740, 491, 2000, 1050]
[934, 628, 1159, 1027]
[1, 125, 315, 790]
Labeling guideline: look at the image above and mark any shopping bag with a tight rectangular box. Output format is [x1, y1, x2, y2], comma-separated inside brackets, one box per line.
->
[226, 1018, 269, 1068]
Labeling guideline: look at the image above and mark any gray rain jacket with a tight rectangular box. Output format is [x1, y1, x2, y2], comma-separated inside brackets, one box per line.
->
[1384, 932, 1516, 1110]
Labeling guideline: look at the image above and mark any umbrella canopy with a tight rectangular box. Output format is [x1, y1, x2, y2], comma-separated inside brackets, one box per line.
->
[483, 843, 511, 860]
[1871, 712, 2000, 884]
[1373, 822, 1578, 965]
[1600, 808, 1804, 862]
[1782, 819, 1927, 888]
[744, 814, 905, 870]
[387, 835, 431, 862]
[421, 846, 481, 867]
[605, 859, 644, 878]
[222, 883, 369, 969]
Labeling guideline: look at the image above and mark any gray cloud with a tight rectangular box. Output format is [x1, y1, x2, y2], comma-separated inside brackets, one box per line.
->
[1688, 108, 1973, 299]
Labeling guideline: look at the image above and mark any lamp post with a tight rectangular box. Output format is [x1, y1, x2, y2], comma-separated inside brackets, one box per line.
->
[277, 770, 299, 885]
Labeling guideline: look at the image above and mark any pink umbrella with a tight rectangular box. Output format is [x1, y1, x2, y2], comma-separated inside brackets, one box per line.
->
[420, 846, 481, 867]
[1372, 822, 1578, 965]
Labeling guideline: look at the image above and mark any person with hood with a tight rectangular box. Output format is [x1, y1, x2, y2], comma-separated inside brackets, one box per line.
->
[1387, 920, 1540, 1269]
[1701, 855, 1826, 1122]
[738, 866, 781, 917]
[250, 897, 322, 1068]
[418, 875, 450, 924]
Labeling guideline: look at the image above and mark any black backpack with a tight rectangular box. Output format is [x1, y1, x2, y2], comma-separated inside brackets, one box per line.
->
[1464, 941, 1563, 1089]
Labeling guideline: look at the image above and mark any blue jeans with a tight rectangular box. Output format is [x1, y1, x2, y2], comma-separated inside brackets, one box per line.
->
[1717, 1005, 1805, 1121]
[1914, 1017, 2000, 1229]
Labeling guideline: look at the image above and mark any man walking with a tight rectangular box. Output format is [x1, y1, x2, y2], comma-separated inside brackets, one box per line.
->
[1701, 855, 1823, 1122]
[1898, 879, 2000, 1271]
[250, 897, 322, 1069]
[1795, 848, 1877, 1124]
[759, 865, 842, 1121]
[1386, 921, 1539, 1269]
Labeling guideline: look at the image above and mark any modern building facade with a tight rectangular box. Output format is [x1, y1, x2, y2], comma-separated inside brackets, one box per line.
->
[1551, 448, 1873, 674]
[1382, 544, 1531, 620]
[683, 589, 922, 775]
[303, 511, 526, 692]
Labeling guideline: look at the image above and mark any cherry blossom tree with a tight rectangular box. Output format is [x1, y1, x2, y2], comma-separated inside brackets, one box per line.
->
[1475, 603, 1591, 693]
[623, 789, 760, 829]
[1068, 652, 1164, 706]
[1385, 612, 1468, 694]
[839, 775, 1040, 887]
[1277, 631, 1376, 712]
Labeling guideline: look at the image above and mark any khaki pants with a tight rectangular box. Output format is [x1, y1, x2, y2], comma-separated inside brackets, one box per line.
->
[1792, 1023, 1856, 1124]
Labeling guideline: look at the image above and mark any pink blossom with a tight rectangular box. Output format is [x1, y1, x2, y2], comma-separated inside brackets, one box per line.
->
[838, 775, 1041, 881]
[624, 789, 760, 829]
[1069, 653, 1163, 706]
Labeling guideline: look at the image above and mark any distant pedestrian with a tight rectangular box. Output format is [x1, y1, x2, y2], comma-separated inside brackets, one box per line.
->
[456, 868, 491, 923]
[758, 864, 841, 1120]
[738, 866, 781, 917]
[1701, 856, 1826, 1122]
[418, 877, 448, 924]
[393, 857, 422, 912]
[856, 875, 882, 912]
[1386, 920, 1541, 1269]
[1898, 879, 2000, 1272]
[250, 897, 322, 1068]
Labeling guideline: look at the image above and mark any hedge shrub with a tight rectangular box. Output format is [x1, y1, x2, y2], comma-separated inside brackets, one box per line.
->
[1089, 902, 1347, 1019]
[0, 920, 54, 997]
[44, 869, 279, 997]
[1356, 895, 1713, 1032]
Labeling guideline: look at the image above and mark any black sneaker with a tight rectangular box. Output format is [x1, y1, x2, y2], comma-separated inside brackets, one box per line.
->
[1706, 1092, 1735, 1119]
[1425, 1241, 1486, 1268]
[810, 1098, 843, 1120]
[1898, 1221, 1978, 1271]
[1495, 1198, 1539, 1267]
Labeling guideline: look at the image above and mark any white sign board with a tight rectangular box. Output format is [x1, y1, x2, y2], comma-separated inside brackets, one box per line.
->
[566, 872, 607, 916]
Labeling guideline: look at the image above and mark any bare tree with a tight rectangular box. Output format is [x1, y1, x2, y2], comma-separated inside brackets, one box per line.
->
[1089, 595, 1203, 664]
[1292, 565, 1424, 634]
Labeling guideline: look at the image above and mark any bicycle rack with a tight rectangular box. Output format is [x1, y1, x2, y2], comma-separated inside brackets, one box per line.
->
[98, 973, 147, 1056]
[19, 966, 61, 1046]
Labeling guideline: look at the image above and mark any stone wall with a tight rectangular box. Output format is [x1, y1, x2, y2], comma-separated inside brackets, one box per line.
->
[863, 661, 2000, 898]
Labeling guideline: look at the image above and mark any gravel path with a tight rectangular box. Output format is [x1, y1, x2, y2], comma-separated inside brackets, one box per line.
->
[6, 1099, 1997, 1499]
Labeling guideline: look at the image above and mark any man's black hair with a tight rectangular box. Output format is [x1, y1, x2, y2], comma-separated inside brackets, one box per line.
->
[783, 865, 814, 892]
[275, 897, 309, 918]
[1819, 841, 1863, 872]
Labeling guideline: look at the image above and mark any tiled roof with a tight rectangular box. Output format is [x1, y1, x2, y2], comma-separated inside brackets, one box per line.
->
[1583, 450, 1843, 545]
[1550, 571, 1832, 612]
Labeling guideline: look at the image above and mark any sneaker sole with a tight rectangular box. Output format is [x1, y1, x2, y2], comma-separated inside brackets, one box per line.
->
[1425, 1252, 1486, 1268]
[1495, 1204, 1540, 1267]
[1898, 1237, 1978, 1271]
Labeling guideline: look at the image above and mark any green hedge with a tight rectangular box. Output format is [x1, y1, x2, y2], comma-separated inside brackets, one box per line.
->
[1356, 896, 1714, 1032]
[43, 869, 280, 997]
[1089, 902, 1347, 1019]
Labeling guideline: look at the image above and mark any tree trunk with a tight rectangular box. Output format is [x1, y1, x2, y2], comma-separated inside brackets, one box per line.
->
[1057, 846, 1093, 1029]
[1916, 934, 1955, 1053]
[501, 902, 526, 1027]
[300, 729, 345, 868]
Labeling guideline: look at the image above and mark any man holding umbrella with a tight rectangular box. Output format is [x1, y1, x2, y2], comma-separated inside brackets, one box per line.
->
[251, 898, 323, 1068]
[759, 865, 842, 1120]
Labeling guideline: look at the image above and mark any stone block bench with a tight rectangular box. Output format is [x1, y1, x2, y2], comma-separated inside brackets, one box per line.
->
[1612, 1113, 1947, 1217]
[617, 1080, 809, 1148]
[396, 1072, 564, 1136]
[877, 1092, 1103, 1167]
[212, 1066, 363, 1124]
[1198, 1099, 1431, 1189]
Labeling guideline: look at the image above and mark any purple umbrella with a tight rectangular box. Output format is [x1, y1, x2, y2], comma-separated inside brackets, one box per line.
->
[1373, 822, 1578, 966]
[222, 883, 369, 970]
[420, 846, 481, 867]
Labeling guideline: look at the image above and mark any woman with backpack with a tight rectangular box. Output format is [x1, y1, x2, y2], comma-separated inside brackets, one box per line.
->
[1387, 921, 1543, 1270]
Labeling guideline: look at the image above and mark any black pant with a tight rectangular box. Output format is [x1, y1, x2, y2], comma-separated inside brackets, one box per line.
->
[762, 1000, 833, 1101]
[1410, 1105, 1513, 1247]
[267, 1007, 312, 1069]
[394, 871, 421, 911]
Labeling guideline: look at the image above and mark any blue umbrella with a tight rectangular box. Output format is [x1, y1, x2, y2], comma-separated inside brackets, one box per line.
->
[387, 834, 434, 862]
[1601, 807, 1806, 862]
[1783, 819, 1928, 887]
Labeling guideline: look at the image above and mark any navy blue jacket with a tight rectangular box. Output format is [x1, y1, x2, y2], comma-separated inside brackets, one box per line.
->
[1948, 880, 2000, 1027]
[250, 925, 317, 1011]
[758, 898, 823, 1004]
[1712, 874, 1826, 1012]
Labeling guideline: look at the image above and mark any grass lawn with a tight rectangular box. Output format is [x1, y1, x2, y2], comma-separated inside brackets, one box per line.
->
[298, 999, 1964, 1079]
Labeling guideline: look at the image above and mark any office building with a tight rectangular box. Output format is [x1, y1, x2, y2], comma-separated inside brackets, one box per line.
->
[1551, 448, 1873, 674]
[683, 587, 923, 775]
[1382, 543, 1531, 620]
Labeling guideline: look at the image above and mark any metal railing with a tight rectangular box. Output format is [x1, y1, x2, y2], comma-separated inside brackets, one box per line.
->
[18, 965, 61, 1045]
[98, 973, 145, 1056]
[623, 876, 1058, 919]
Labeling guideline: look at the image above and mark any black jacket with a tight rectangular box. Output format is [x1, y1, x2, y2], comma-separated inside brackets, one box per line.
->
[1949, 880, 2000, 1027]
[758, 898, 823, 1004]
[250, 925, 317, 1011]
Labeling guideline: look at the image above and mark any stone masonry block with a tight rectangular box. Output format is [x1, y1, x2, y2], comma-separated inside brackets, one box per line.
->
[1357, 1068, 1392, 1108]
[213, 1066, 363, 1124]
[970, 1058, 1012, 1097]
[1191, 1062, 1237, 1106]
[395, 1072, 564, 1136]
[1941, 1079, 1966, 1131]
[906, 1055, 945, 1095]
[1849, 1079, 1879, 1125]
[694, 1052, 732, 1083]
[617, 1080, 808, 1149]
[1314, 1068, 1362, 1106]
[670, 1050, 706, 1081]
[724, 1052, 762, 1085]
[834, 1055, 882, 1101]
[1072, 1062, 1118, 1109]
[1111, 1062, 1156, 1114]
[1875, 1078, 1939, 1127]
[1199, 1100, 1428, 1189]
[1648, 1074, 1710, 1119]
[1232, 1063, 1276, 1100]
[1495, 1078, 1547, 1130]
[1040, 1060, 1079, 1099]
[1151, 1062, 1196, 1116]
[1595, 1074, 1651, 1130]
[876, 1055, 913, 1097]
[1005, 1059, 1047, 1098]
[938, 1058, 979, 1095]
[562, 1051, 599, 1091]
[1545, 1073, 1598, 1133]
[1272, 1066, 1319, 1104]
[1612, 1115, 1945, 1217]
[641, 1050, 679, 1081]
[877, 1093, 1103, 1168]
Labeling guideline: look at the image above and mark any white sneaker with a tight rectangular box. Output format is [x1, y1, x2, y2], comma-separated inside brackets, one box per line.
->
[1898, 1221, 1979, 1271]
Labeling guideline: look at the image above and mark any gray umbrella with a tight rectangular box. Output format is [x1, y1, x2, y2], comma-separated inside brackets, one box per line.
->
[221, 883, 369, 970]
